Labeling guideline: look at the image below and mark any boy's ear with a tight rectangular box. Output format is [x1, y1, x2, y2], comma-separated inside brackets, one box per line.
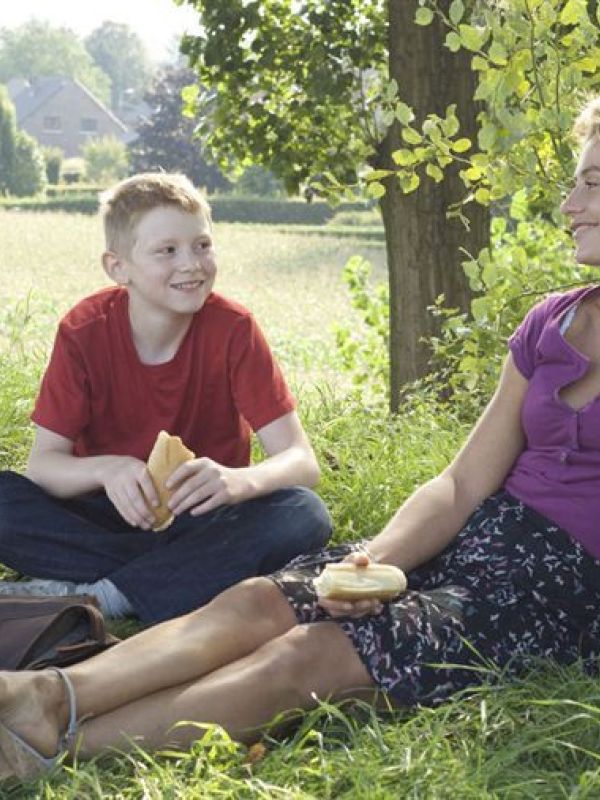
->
[102, 251, 129, 285]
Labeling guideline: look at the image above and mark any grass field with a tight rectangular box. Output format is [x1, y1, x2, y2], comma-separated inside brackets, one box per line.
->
[0, 210, 387, 389]
[1, 211, 600, 798]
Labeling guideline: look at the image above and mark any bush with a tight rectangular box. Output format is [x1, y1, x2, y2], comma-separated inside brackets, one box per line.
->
[209, 196, 369, 225]
[83, 136, 129, 183]
[230, 166, 285, 197]
[61, 158, 86, 184]
[10, 131, 46, 197]
[42, 146, 63, 184]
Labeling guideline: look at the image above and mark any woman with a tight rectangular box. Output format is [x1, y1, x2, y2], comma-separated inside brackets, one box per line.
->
[2, 99, 600, 780]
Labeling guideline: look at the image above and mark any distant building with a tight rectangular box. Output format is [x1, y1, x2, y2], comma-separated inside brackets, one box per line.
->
[6, 76, 131, 157]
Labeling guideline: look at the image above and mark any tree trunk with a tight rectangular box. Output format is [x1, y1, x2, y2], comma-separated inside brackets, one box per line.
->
[379, 0, 490, 411]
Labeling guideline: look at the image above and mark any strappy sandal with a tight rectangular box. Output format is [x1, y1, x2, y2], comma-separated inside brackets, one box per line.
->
[0, 667, 78, 780]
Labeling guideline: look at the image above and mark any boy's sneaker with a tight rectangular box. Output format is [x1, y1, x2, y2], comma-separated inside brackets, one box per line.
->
[0, 578, 78, 596]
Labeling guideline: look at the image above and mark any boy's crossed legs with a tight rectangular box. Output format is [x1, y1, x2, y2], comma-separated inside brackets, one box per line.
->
[0, 471, 332, 623]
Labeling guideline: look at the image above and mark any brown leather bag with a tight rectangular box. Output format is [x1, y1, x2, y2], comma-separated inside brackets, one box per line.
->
[0, 595, 119, 670]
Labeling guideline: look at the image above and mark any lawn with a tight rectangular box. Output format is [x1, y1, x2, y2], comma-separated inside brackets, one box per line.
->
[1, 210, 600, 798]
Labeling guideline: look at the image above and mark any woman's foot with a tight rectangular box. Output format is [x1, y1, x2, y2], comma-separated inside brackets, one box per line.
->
[0, 670, 68, 761]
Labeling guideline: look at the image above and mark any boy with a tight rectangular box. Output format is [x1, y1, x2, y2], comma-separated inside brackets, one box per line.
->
[0, 173, 331, 623]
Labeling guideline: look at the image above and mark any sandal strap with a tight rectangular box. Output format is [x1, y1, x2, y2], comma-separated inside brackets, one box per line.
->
[48, 667, 78, 749]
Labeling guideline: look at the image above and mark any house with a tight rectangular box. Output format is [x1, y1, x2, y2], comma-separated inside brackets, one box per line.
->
[6, 76, 131, 157]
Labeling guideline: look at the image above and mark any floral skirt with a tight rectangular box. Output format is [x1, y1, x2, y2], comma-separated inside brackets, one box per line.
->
[268, 491, 600, 706]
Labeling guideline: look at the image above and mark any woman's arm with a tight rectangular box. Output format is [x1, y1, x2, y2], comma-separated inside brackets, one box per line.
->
[367, 354, 528, 571]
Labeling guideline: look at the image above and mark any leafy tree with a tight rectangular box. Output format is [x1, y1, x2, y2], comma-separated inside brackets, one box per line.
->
[129, 67, 230, 192]
[82, 136, 130, 184]
[10, 130, 46, 196]
[0, 85, 16, 194]
[180, 0, 488, 409]
[85, 21, 152, 114]
[232, 165, 285, 197]
[0, 20, 110, 104]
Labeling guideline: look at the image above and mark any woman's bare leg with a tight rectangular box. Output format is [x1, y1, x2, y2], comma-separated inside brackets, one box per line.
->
[78, 621, 375, 756]
[0, 578, 296, 758]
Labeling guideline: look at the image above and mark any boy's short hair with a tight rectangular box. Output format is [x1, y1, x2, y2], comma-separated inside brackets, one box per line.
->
[572, 97, 600, 144]
[100, 173, 212, 256]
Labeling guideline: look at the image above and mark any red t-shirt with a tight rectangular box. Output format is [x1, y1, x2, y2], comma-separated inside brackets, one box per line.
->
[32, 287, 296, 466]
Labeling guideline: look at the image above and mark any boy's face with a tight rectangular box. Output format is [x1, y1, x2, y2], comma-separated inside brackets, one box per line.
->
[104, 205, 217, 318]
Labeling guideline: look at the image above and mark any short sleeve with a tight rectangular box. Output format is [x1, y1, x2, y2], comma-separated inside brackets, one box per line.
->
[227, 314, 296, 431]
[31, 323, 91, 441]
[508, 294, 567, 379]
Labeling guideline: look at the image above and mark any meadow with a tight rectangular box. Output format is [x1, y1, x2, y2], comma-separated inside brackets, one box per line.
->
[1, 210, 600, 798]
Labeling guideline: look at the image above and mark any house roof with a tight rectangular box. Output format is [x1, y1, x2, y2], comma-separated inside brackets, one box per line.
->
[8, 75, 128, 132]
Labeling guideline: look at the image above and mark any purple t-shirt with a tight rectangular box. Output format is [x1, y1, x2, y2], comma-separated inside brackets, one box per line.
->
[505, 284, 600, 558]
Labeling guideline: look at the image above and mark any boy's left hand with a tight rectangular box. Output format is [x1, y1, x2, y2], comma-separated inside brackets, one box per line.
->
[165, 458, 249, 516]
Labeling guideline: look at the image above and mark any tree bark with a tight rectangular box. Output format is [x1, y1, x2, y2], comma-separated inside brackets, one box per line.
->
[379, 0, 490, 411]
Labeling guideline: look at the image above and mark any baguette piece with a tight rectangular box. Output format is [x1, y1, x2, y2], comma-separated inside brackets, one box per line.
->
[147, 431, 195, 532]
[314, 562, 407, 601]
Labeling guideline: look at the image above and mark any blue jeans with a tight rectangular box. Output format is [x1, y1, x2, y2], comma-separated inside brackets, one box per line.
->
[0, 470, 332, 623]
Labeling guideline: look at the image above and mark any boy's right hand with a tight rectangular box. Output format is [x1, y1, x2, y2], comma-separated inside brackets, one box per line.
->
[99, 456, 159, 529]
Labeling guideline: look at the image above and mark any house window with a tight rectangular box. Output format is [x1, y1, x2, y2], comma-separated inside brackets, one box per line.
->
[43, 115, 62, 132]
[80, 117, 98, 133]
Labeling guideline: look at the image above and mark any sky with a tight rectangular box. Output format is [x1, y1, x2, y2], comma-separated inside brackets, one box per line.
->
[0, 0, 202, 62]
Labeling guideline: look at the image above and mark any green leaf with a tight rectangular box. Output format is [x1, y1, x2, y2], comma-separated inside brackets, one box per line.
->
[392, 149, 416, 166]
[560, 0, 584, 25]
[488, 41, 507, 65]
[471, 296, 491, 321]
[458, 24, 485, 52]
[426, 163, 444, 182]
[364, 169, 392, 181]
[449, 0, 465, 25]
[445, 31, 462, 52]
[402, 127, 423, 145]
[415, 7, 434, 25]
[399, 172, 420, 193]
[366, 181, 386, 199]
[478, 123, 497, 150]
[474, 187, 490, 204]
[451, 137, 471, 153]
[395, 101, 414, 125]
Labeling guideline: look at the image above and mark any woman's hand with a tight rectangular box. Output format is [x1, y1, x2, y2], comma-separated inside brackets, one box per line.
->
[99, 456, 159, 529]
[166, 458, 251, 516]
[317, 551, 385, 618]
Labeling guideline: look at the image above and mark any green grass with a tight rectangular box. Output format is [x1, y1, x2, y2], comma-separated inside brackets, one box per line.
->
[1, 211, 600, 797]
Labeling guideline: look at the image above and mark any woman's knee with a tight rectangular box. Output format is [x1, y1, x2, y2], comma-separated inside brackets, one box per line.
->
[257, 623, 371, 702]
[206, 576, 295, 628]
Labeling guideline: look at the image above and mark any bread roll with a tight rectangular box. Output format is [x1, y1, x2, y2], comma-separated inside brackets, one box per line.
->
[147, 430, 195, 532]
[313, 562, 407, 601]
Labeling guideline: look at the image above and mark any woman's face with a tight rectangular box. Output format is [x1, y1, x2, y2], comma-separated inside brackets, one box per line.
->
[561, 138, 600, 266]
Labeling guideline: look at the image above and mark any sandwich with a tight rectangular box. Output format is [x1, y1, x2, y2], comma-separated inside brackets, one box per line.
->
[146, 430, 195, 532]
[313, 562, 407, 601]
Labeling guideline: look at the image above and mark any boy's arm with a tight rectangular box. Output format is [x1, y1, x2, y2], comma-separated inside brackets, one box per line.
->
[26, 425, 159, 528]
[167, 410, 320, 517]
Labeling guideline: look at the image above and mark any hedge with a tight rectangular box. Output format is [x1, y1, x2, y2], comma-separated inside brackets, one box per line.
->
[0, 194, 373, 225]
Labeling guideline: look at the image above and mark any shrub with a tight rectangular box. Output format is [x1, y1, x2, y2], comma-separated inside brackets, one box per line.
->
[61, 158, 86, 184]
[83, 136, 129, 183]
[10, 131, 46, 197]
[42, 146, 63, 184]
[0, 86, 16, 195]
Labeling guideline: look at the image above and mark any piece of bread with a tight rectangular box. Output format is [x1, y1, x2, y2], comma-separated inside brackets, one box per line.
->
[146, 431, 195, 532]
[313, 562, 407, 601]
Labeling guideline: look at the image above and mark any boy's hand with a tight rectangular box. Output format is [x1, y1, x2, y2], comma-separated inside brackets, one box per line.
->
[317, 551, 385, 619]
[100, 456, 159, 529]
[166, 458, 249, 516]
